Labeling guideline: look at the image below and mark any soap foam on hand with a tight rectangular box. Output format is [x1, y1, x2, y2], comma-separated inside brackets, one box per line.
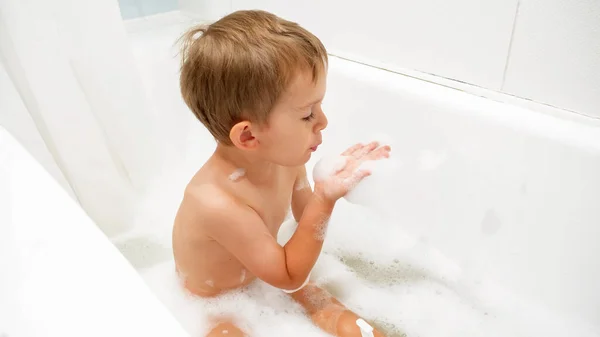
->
[343, 154, 401, 208]
[312, 155, 349, 183]
[312, 137, 398, 209]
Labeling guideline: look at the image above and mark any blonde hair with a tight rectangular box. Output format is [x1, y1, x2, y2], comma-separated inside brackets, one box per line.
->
[178, 10, 328, 145]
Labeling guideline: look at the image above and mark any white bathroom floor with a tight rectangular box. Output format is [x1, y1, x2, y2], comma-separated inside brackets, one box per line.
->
[115, 11, 600, 337]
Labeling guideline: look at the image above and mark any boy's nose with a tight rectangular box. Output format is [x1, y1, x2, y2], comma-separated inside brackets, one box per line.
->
[316, 111, 328, 131]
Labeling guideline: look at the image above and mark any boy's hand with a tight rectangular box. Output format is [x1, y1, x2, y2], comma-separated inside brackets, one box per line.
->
[314, 141, 391, 202]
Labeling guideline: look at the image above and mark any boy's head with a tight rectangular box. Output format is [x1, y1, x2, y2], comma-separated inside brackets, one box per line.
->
[179, 10, 329, 166]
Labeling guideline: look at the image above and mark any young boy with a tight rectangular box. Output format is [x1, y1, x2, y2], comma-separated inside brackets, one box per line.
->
[172, 10, 390, 337]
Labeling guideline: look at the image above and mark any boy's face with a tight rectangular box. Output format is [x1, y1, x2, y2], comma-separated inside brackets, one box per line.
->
[256, 68, 328, 167]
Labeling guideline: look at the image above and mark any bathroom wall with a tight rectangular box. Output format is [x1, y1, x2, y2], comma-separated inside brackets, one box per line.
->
[118, 0, 178, 19]
[502, 0, 600, 118]
[179, 0, 600, 120]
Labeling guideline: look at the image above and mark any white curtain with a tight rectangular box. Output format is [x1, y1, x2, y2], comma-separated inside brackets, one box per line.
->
[0, 0, 166, 237]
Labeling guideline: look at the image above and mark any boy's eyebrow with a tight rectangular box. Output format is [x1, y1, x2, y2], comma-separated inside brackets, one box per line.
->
[300, 97, 323, 108]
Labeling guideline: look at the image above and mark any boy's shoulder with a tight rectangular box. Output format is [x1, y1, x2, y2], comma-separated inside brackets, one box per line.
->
[183, 180, 239, 218]
[178, 181, 248, 235]
[180, 160, 305, 222]
[183, 158, 240, 206]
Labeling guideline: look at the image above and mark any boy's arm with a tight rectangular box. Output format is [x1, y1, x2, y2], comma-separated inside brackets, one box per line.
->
[188, 184, 334, 292]
[291, 165, 313, 222]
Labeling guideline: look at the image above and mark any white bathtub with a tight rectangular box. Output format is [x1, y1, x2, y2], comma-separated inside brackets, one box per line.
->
[129, 36, 600, 334]
[0, 126, 189, 337]
[311, 56, 600, 332]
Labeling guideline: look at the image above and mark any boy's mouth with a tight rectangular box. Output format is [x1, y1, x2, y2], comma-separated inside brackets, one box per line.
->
[310, 142, 321, 152]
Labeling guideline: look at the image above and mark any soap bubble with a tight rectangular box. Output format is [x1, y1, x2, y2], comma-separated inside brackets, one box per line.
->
[311, 137, 399, 209]
[312, 155, 348, 183]
[344, 156, 401, 208]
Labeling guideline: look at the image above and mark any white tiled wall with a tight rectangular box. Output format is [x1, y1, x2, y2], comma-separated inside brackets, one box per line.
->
[230, 0, 518, 91]
[502, 0, 600, 119]
[118, 0, 177, 19]
[179, 0, 231, 20]
[181, 0, 600, 120]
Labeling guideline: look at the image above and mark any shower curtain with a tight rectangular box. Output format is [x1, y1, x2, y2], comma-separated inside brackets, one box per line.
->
[0, 0, 165, 237]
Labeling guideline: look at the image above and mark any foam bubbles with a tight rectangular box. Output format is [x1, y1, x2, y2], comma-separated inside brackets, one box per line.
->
[129, 171, 599, 337]
[356, 318, 374, 337]
[311, 141, 399, 209]
[314, 215, 330, 242]
[312, 155, 348, 183]
[121, 147, 600, 337]
[294, 177, 311, 191]
[140, 261, 329, 337]
[228, 168, 246, 182]
[344, 157, 401, 208]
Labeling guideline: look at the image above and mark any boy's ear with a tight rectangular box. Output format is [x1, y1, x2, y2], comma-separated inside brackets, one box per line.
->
[229, 121, 259, 150]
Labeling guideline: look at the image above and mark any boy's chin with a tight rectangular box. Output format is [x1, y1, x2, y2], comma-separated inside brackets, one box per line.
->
[300, 151, 313, 164]
[272, 153, 311, 167]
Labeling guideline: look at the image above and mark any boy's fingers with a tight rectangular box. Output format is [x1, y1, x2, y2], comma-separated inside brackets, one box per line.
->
[342, 143, 363, 156]
[347, 170, 371, 189]
[360, 170, 372, 179]
[367, 145, 391, 159]
[352, 169, 371, 182]
[365, 141, 379, 152]
[380, 146, 391, 156]
[355, 141, 379, 158]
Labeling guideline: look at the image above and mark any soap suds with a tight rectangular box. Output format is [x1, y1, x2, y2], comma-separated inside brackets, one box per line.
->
[312, 155, 349, 183]
[314, 303, 346, 334]
[240, 269, 247, 284]
[356, 318, 374, 337]
[132, 178, 599, 337]
[303, 285, 336, 310]
[314, 215, 330, 242]
[294, 177, 311, 191]
[312, 144, 395, 207]
[228, 168, 246, 182]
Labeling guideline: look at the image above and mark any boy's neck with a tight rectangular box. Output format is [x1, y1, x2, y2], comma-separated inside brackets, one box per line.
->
[215, 143, 277, 185]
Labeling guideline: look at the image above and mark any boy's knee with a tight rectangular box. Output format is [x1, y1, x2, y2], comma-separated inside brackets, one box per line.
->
[312, 306, 367, 337]
[206, 321, 246, 337]
[336, 310, 365, 337]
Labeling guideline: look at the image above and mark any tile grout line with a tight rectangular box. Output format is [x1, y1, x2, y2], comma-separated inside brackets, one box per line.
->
[501, 0, 521, 91]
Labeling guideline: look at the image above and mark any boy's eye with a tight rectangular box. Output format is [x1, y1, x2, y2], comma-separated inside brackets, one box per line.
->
[302, 111, 315, 121]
